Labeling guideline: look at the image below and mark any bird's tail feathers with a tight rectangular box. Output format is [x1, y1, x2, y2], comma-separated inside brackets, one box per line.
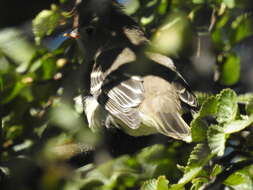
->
[157, 112, 192, 143]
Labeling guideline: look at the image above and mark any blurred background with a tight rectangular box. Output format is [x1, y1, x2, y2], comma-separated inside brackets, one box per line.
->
[1, 0, 253, 189]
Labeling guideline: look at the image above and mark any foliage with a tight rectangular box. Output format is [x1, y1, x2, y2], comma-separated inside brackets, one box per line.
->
[1, 0, 253, 190]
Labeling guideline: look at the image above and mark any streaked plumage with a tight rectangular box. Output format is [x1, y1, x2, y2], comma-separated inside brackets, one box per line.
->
[72, 0, 198, 142]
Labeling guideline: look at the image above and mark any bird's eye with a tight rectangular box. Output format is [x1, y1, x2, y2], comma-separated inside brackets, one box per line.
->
[85, 26, 95, 36]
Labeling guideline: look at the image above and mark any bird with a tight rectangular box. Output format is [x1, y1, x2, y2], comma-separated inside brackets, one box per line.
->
[68, 0, 198, 142]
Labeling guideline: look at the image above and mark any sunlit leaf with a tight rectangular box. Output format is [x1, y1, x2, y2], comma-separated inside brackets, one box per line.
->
[141, 176, 170, 190]
[231, 13, 253, 43]
[0, 29, 35, 71]
[207, 125, 226, 156]
[219, 53, 240, 86]
[223, 115, 253, 134]
[33, 5, 64, 44]
[210, 164, 222, 178]
[192, 0, 205, 4]
[190, 177, 209, 190]
[158, 0, 168, 15]
[223, 0, 235, 9]
[224, 172, 252, 190]
[124, 0, 140, 15]
[237, 93, 253, 104]
[150, 13, 191, 56]
[190, 117, 208, 142]
[216, 89, 238, 123]
[194, 92, 212, 106]
[185, 144, 212, 173]
[199, 96, 218, 118]
[173, 167, 202, 189]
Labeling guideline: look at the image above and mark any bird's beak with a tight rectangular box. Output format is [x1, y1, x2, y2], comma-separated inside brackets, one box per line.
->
[64, 28, 80, 39]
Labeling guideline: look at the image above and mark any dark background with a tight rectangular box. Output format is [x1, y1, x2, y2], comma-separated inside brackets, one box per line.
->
[0, 0, 57, 28]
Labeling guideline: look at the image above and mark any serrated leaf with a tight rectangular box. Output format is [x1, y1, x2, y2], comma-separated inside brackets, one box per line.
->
[185, 144, 212, 173]
[32, 5, 63, 44]
[157, 176, 170, 190]
[171, 144, 213, 189]
[216, 89, 238, 123]
[207, 125, 226, 156]
[223, 115, 253, 134]
[141, 176, 169, 190]
[141, 179, 157, 190]
[177, 167, 202, 187]
[199, 96, 218, 118]
[190, 117, 208, 142]
[194, 92, 212, 106]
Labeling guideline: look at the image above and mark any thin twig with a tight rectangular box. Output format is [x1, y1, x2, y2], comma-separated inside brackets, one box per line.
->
[201, 159, 253, 190]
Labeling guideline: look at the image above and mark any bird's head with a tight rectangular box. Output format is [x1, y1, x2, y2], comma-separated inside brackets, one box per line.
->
[66, 0, 124, 57]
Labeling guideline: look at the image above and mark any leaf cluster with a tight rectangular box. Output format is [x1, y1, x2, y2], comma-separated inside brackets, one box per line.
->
[1, 0, 253, 190]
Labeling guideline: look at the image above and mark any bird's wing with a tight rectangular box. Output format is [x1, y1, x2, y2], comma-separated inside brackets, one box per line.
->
[172, 81, 198, 108]
[98, 74, 144, 129]
[90, 47, 137, 95]
[140, 76, 191, 142]
[146, 52, 198, 109]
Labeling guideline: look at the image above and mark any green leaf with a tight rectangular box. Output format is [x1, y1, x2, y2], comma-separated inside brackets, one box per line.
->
[32, 5, 63, 44]
[2, 82, 25, 104]
[5, 125, 23, 140]
[194, 92, 212, 106]
[136, 144, 166, 164]
[141, 176, 170, 190]
[210, 164, 222, 178]
[124, 0, 140, 15]
[158, 0, 168, 15]
[0, 29, 35, 70]
[223, 0, 235, 8]
[173, 167, 202, 189]
[224, 172, 245, 186]
[207, 125, 226, 156]
[190, 177, 209, 190]
[224, 172, 253, 190]
[185, 144, 212, 172]
[192, 0, 205, 4]
[157, 176, 170, 190]
[237, 93, 253, 104]
[219, 54, 240, 86]
[190, 117, 208, 142]
[246, 99, 253, 115]
[231, 13, 253, 44]
[216, 89, 238, 123]
[171, 144, 213, 189]
[199, 96, 218, 118]
[223, 115, 253, 134]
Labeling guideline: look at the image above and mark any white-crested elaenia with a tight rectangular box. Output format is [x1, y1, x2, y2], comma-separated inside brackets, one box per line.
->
[69, 0, 198, 142]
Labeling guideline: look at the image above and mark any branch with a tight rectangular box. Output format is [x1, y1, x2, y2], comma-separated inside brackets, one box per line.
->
[201, 159, 253, 190]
